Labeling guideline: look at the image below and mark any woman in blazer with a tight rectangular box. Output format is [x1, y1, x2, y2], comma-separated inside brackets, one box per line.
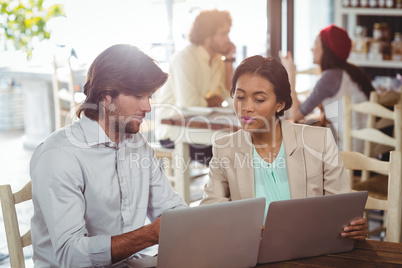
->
[200, 55, 367, 240]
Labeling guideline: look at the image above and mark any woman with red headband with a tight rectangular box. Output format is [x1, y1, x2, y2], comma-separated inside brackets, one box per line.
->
[280, 24, 375, 151]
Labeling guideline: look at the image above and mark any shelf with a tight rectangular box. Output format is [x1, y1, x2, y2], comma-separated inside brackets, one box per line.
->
[340, 7, 402, 16]
[348, 58, 402, 68]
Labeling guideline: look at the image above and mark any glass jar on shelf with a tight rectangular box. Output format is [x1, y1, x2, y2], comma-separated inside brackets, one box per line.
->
[350, 0, 360, 6]
[380, 23, 391, 42]
[391, 32, 402, 61]
[378, 0, 386, 7]
[368, 41, 383, 60]
[351, 26, 369, 60]
[373, 23, 382, 41]
[369, 0, 378, 7]
[385, 0, 394, 7]
[361, 0, 369, 6]
[369, 23, 384, 60]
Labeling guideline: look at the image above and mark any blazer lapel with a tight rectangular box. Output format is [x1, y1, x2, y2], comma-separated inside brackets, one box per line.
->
[281, 120, 307, 199]
[235, 130, 255, 200]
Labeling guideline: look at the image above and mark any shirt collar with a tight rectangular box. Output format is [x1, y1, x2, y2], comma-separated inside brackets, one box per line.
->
[80, 115, 115, 147]
[195, 45, 222, 64]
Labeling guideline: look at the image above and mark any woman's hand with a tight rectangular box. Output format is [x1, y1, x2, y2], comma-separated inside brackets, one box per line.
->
[341, 216, 368, 241]
[278, 50, 296, 77]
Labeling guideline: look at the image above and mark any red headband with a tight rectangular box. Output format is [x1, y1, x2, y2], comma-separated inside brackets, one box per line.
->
[320, 24, 351, 61]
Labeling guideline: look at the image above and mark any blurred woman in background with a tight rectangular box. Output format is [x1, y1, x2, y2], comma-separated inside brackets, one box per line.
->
[280, 24, 375, 151]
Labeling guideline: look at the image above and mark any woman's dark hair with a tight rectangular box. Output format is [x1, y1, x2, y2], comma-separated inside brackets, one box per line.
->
[230, 56, 292, 117]
[189, 9, 232, 45]
[76, 44, 168, 121]
[320, 37, 375, 98]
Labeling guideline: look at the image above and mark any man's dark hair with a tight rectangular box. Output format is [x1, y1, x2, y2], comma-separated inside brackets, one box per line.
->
[189, 9, 232, 45]
[76, 44, 168, 120]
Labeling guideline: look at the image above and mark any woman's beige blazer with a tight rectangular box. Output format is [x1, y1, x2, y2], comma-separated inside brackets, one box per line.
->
[201, 120, 350, 205]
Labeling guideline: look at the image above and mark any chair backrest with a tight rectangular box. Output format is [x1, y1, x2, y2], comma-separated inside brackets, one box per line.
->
[342, 94, 402, 183]
[340, 151, 402, 243]
[377, 90, 402, 107]
[0, 181, 32, 268]
[52, 55, 77, 130]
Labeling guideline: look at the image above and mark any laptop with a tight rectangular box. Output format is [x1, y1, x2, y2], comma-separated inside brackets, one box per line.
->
[257, 191, 369, 264]
[126, 197, 265, 268]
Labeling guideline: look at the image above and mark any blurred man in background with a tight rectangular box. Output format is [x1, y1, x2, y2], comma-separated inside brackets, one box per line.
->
[155, 9, 236, 165]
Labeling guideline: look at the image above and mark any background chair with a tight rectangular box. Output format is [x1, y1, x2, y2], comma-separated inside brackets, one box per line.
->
[52, 51, 86, 130]
[343, 94, 402, 185]
[340, 151, 402, 243]
[0, 181, 32, 267]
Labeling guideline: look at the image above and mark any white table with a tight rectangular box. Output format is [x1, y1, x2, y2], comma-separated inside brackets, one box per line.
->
[0, 66, 86, 149]
[162, 112, 240, 204]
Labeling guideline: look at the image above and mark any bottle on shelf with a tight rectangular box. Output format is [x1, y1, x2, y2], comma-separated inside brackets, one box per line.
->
[385, 0, 394, 7]
[350, 0, 360, 6]
[378, 0, 386, 7]
[396, 0, 402, 8]
[373, 23, 383, 40]
[361, 0, 369, 6]
[391, 32, 402, 61]
[343, 0, 351, 7]
[351, 26, 369, 60]
[380, 23, 392, 60]
[380, 23, 391, 42]
[369, 0, 378, 7]
[369, 23, 384, 60]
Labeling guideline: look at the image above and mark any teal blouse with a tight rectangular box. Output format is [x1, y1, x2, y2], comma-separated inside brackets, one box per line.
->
[253, 141, 291, 223]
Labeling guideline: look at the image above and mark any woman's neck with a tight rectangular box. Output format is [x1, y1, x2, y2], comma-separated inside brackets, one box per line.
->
[251, 118, 282, 149]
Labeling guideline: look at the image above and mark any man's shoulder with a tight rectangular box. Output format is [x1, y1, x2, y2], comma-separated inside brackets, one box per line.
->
[35, 123, 87, 155]
[171, 45, 203, 61]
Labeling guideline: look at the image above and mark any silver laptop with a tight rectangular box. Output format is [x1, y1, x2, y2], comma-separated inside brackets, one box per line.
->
[125, 197, 265, 268]
[257, 191, 368, 264]
[158, 197, 265, 268]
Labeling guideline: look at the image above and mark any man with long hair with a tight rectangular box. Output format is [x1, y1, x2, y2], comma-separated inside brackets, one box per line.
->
[30, 44, 187, 267]
[155, 9, 236, 165]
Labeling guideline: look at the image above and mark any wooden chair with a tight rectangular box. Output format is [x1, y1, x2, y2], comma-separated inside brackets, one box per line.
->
[343, 94, 402, 185]
[140, 117, 175, 182]
[370, 91, 401, 136]
[150, 142, 175, 181]
[52, 55, 84, 130]
[340, 151, 402, 243]
[0, 181, 32, 267]
[377, 90, 402, 107]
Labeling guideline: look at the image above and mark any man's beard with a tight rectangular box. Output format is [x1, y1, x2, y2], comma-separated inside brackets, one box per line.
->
[104, 105, 140, 138]
[210, 39, 228, 55]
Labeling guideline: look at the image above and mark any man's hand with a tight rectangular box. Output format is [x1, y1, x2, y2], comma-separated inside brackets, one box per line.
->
[148, 217, 161, 242]
[111, 217, 162, 263]
[341, 216, 368, 241]
[206, 95, 224, 107]
[223, 41, 236, 59]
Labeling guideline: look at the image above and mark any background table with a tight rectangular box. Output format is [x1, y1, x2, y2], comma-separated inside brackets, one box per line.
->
[0, 66, 86, 149]
[161, 112, 240, 203]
